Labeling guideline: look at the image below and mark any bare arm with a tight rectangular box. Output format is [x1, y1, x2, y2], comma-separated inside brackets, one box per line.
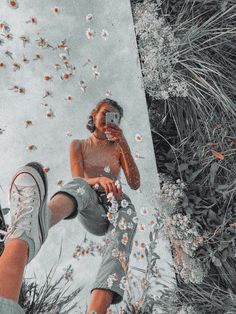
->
[119, 137, 140, 190]
[70, 139, 100, 185]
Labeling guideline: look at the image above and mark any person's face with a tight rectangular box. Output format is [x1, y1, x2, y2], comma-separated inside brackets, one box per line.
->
[93, 103, 120, 132]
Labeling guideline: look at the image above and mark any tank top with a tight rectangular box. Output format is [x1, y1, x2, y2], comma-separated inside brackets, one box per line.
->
[80, 133, 122, 192]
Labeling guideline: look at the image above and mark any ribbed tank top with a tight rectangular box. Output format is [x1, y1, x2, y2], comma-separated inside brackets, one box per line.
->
[80, 133, 122, 190]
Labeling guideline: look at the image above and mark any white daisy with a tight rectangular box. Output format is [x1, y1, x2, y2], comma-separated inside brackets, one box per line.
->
[80, 80, 87, 92]
[118, 217, 127, 230]
[104, 165, 111, 173]
[127, 207, 132, 215]
[101, 29, 109, 40]
[135, 134, 143, 142]
[107, 277, 113, 289]
[76, 187, 85, 195]
[86, 13, 93, 22]
[119, 276, 127, 290]
[121, 199, 129, 208]
[132, 216, 139, 224]
[92, 64, 98, 71]
[105, 90, 112, 97]
[93, 183, 99, 190]
[112, 248, 119, 257]
[127, 222, 134, 229]
[94, 70, 100, 79]
[140, 207, 149, 215]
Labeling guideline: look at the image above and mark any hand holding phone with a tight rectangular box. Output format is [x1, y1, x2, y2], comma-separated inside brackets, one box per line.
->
[105, 112, 120, 139]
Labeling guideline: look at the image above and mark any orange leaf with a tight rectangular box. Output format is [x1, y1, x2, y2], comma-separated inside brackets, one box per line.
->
[211, 150, 224, 160]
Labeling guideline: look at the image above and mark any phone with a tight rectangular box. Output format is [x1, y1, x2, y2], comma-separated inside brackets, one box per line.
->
[105, 112, 120, 139]
[105, 112, 120, 126]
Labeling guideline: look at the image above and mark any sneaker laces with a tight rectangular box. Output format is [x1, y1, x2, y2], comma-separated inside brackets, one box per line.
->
[0, 185, 39, 243]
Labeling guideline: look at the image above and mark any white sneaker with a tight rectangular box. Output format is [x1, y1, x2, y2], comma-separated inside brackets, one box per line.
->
[0, 162, 51, 264]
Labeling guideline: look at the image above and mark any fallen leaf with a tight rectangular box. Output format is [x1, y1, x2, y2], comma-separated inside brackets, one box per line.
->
[211, 150, 224, 160]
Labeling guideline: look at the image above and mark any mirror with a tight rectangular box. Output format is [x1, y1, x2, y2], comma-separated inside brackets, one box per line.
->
[0, 0, 174, 312]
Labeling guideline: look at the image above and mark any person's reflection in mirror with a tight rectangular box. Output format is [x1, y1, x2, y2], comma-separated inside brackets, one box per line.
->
[68, 98, 141, 313]
[0, 99, 140, 314]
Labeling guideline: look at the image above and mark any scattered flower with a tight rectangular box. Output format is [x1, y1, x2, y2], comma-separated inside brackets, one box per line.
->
[44, 74, 53, 81]
[22, 55, 29, 63]
[25, 120, 32, 127]
[121, 199, 129, 208]
[0, 21, 10, 32]
[86, 28, 94, 39]
[5, 50, 13, 59]
[121, 233, 129, 245]
[101, 29, 109, 40]
[27, 144, 37, 151]
[140, 207, 149, 215]
[140, 242, 146, 249]
[26, 16, 37, 24]
[138, 223, 145, 232]
[8, 0, 18, 9]
[105, 90, 112, 97]
[9, 85, 25, 94]
[112, 248, 119, 257]
[135, 152, 145, 159]
[33, 53, 42, 61]
[4, 33, 13, 40]
[118, 217, 127, 230]
[86, 14, 93, 22]
[132, 216, 139, 224]
[43, 90, 53, 98]
[135, 134, 143, 142]
[53, 7, 60, 14]
[65, 95, 73, 102]
[80, 80, 87, 92]
[46, 109, 54, 118]
[12, 63, 21, 71]
[57, 180, 64, 187]
[19, 36, 30, 48]
[94, 70, 100, 79]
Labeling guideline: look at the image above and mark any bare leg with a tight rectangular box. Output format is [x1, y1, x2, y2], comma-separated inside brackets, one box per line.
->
[0, 240, 28, 302]
[0, 193, 75, 303]
[86, 289, 113, 314]
[48, 193, 75, 227]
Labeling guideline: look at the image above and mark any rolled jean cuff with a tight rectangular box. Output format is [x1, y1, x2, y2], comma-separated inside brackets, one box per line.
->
[0, 297, 25, 314]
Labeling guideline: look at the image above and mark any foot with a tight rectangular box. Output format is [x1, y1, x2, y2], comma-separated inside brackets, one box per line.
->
[1, 162, 50, 263]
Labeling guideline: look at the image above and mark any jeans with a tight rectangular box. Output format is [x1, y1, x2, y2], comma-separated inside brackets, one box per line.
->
[51, 177, 138, 304]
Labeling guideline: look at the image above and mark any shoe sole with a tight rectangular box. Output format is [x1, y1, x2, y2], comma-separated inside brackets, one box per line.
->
[25, 162, 48, 244]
